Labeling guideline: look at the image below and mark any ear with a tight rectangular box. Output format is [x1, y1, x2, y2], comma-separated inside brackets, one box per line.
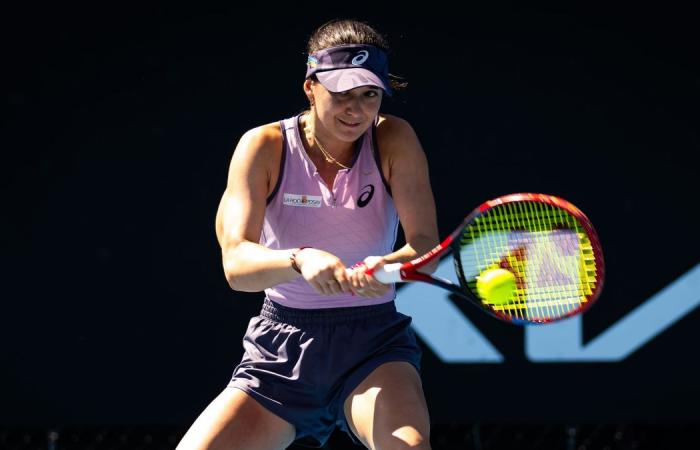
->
[303, 79, 315, 105]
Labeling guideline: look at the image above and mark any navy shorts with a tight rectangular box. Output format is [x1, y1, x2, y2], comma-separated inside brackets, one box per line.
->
[228, 297, 422, 448]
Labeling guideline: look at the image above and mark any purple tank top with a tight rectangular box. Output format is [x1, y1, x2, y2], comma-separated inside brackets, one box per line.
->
[261, 114, 399, 309]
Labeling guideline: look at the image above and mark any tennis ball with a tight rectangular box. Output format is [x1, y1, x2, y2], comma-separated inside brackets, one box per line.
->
[476, 268, 516, 305]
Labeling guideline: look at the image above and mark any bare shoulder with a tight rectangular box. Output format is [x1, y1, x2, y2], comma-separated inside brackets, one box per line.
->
[216, 121, 284, 245]
[375, 114, 423, 158]
[375, 114, 418, 147]
[374, 114, 425, 170]
[228, 121, 284, 196]
[235, 121, 284, 163]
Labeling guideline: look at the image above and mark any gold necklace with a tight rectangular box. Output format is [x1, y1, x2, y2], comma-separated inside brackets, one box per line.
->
[313, 132, 351, 170]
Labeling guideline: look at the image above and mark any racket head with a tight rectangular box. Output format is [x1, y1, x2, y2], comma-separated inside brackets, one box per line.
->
[452, 193, 605, 324]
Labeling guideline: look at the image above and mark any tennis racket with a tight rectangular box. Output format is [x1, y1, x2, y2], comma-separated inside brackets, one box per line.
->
[367, 193, 605, 324]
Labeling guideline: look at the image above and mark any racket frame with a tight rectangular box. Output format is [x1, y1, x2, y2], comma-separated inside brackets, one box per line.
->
[368, 193, 605, 324]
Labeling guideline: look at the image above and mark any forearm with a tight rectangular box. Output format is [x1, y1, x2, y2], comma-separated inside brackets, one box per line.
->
[222, 241, 299, 292]
[383, 234, 440, 273]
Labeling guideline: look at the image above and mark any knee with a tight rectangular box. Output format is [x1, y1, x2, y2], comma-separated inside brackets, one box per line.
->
[374, 426, 431, 450]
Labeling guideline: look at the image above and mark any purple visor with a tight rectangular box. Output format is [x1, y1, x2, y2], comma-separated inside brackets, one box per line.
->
[305, 44, 393, 96]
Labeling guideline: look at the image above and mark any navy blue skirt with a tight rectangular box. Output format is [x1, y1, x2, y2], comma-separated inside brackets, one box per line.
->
[228, 297, 422, 447]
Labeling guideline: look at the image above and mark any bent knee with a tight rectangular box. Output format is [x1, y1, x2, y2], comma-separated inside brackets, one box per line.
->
[374, 426, 430, 450]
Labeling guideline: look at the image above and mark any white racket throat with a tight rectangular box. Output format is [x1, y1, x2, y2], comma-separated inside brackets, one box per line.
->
[371, 263, 404, 283]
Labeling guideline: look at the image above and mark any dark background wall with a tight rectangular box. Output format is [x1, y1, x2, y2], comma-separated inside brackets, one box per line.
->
[3, 2, 699, 432]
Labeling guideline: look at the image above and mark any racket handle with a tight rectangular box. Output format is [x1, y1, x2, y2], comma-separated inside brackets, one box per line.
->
[370, 263, 403, 284]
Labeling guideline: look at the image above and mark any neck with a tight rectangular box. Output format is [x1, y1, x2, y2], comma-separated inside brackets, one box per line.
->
[302, 112, 355, 166]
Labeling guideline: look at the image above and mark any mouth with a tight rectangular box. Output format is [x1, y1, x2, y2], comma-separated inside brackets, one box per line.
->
[338, 118, 362, 128]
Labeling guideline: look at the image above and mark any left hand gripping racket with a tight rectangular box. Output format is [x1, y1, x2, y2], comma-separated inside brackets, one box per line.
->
[367, 193, 605, 324]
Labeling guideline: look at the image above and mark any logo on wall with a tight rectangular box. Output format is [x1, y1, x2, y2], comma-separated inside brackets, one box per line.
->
[357, 184, 375, 208]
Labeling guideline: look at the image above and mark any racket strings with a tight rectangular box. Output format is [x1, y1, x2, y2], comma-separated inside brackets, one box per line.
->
[460, 201, 599, 321]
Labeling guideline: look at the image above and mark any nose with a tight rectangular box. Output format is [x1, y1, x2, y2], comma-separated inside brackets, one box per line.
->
[344, 95, 363, 117]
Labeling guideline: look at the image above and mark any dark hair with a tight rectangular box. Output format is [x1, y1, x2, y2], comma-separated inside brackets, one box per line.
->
[306, 19, 407, 91]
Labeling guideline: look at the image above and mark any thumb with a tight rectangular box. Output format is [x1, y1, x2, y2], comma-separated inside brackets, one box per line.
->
[363, 256, 386, 273]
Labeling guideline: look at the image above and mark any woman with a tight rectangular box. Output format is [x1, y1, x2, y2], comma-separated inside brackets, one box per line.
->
[177, 19, 438, 450]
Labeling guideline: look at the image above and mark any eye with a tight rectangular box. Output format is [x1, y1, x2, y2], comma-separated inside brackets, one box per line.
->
[365, 90, 379, 98]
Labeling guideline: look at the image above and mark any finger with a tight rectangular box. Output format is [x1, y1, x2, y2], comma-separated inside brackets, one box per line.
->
[361, 285, 380, 297]
[335, 268, 351, 292]
[310, 280, 329, 295]
[367, 276, 387, 289]
[358, 276, 378, 297]
[338, 280, 351, 293]
[344, 268, 359, 289]
[363, 256, 384, 271]
[355, 287, 370, 298]
[326, 279, 342, 295]
[349, 271, 362, 290]
[347, 275, 362, 296]
[356, 278, 369, 292]
[362, 276, 389, 297]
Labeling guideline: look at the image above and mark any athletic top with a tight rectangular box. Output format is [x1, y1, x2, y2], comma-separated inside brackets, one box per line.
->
[260, 114, 399, 309]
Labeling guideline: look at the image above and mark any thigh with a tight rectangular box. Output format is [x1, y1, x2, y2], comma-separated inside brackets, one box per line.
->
[343, 361, 431, 450]
[176, 387, 296, 450]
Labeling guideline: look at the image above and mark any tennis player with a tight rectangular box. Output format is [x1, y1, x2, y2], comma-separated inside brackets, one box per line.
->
[177, 19, 438, 450]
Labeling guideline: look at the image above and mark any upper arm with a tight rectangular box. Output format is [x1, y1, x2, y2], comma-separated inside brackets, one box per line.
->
[376, 115, 439, 244]
[215, 124, 282, 250]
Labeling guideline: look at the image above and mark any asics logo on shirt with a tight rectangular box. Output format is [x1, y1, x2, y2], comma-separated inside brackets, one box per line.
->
[351, 50, 369, 65]
[357, 184, 375, 208]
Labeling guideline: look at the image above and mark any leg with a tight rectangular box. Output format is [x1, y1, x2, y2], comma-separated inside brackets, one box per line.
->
[176, 387, 296, 450]
[343, 361, 431, 450]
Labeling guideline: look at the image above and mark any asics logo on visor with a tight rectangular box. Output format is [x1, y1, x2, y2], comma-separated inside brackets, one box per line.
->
[351, 50, 369, 65]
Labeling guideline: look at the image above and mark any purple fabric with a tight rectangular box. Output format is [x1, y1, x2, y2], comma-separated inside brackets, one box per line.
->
[260, 114, 399, 309]
[228, 298, 422, 447]
[306, 44, 393, 96]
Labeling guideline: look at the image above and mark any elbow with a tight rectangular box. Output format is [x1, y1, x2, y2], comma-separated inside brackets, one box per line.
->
[221, 241, 258, 292]
[226, 272, 241, 291]
[224, 269, 260, 293]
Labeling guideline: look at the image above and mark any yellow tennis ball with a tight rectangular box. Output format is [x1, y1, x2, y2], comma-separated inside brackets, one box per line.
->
[476, 268, 516, 305]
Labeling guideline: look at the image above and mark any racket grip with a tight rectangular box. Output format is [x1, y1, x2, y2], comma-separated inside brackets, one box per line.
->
[370, 263, 403, 284]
